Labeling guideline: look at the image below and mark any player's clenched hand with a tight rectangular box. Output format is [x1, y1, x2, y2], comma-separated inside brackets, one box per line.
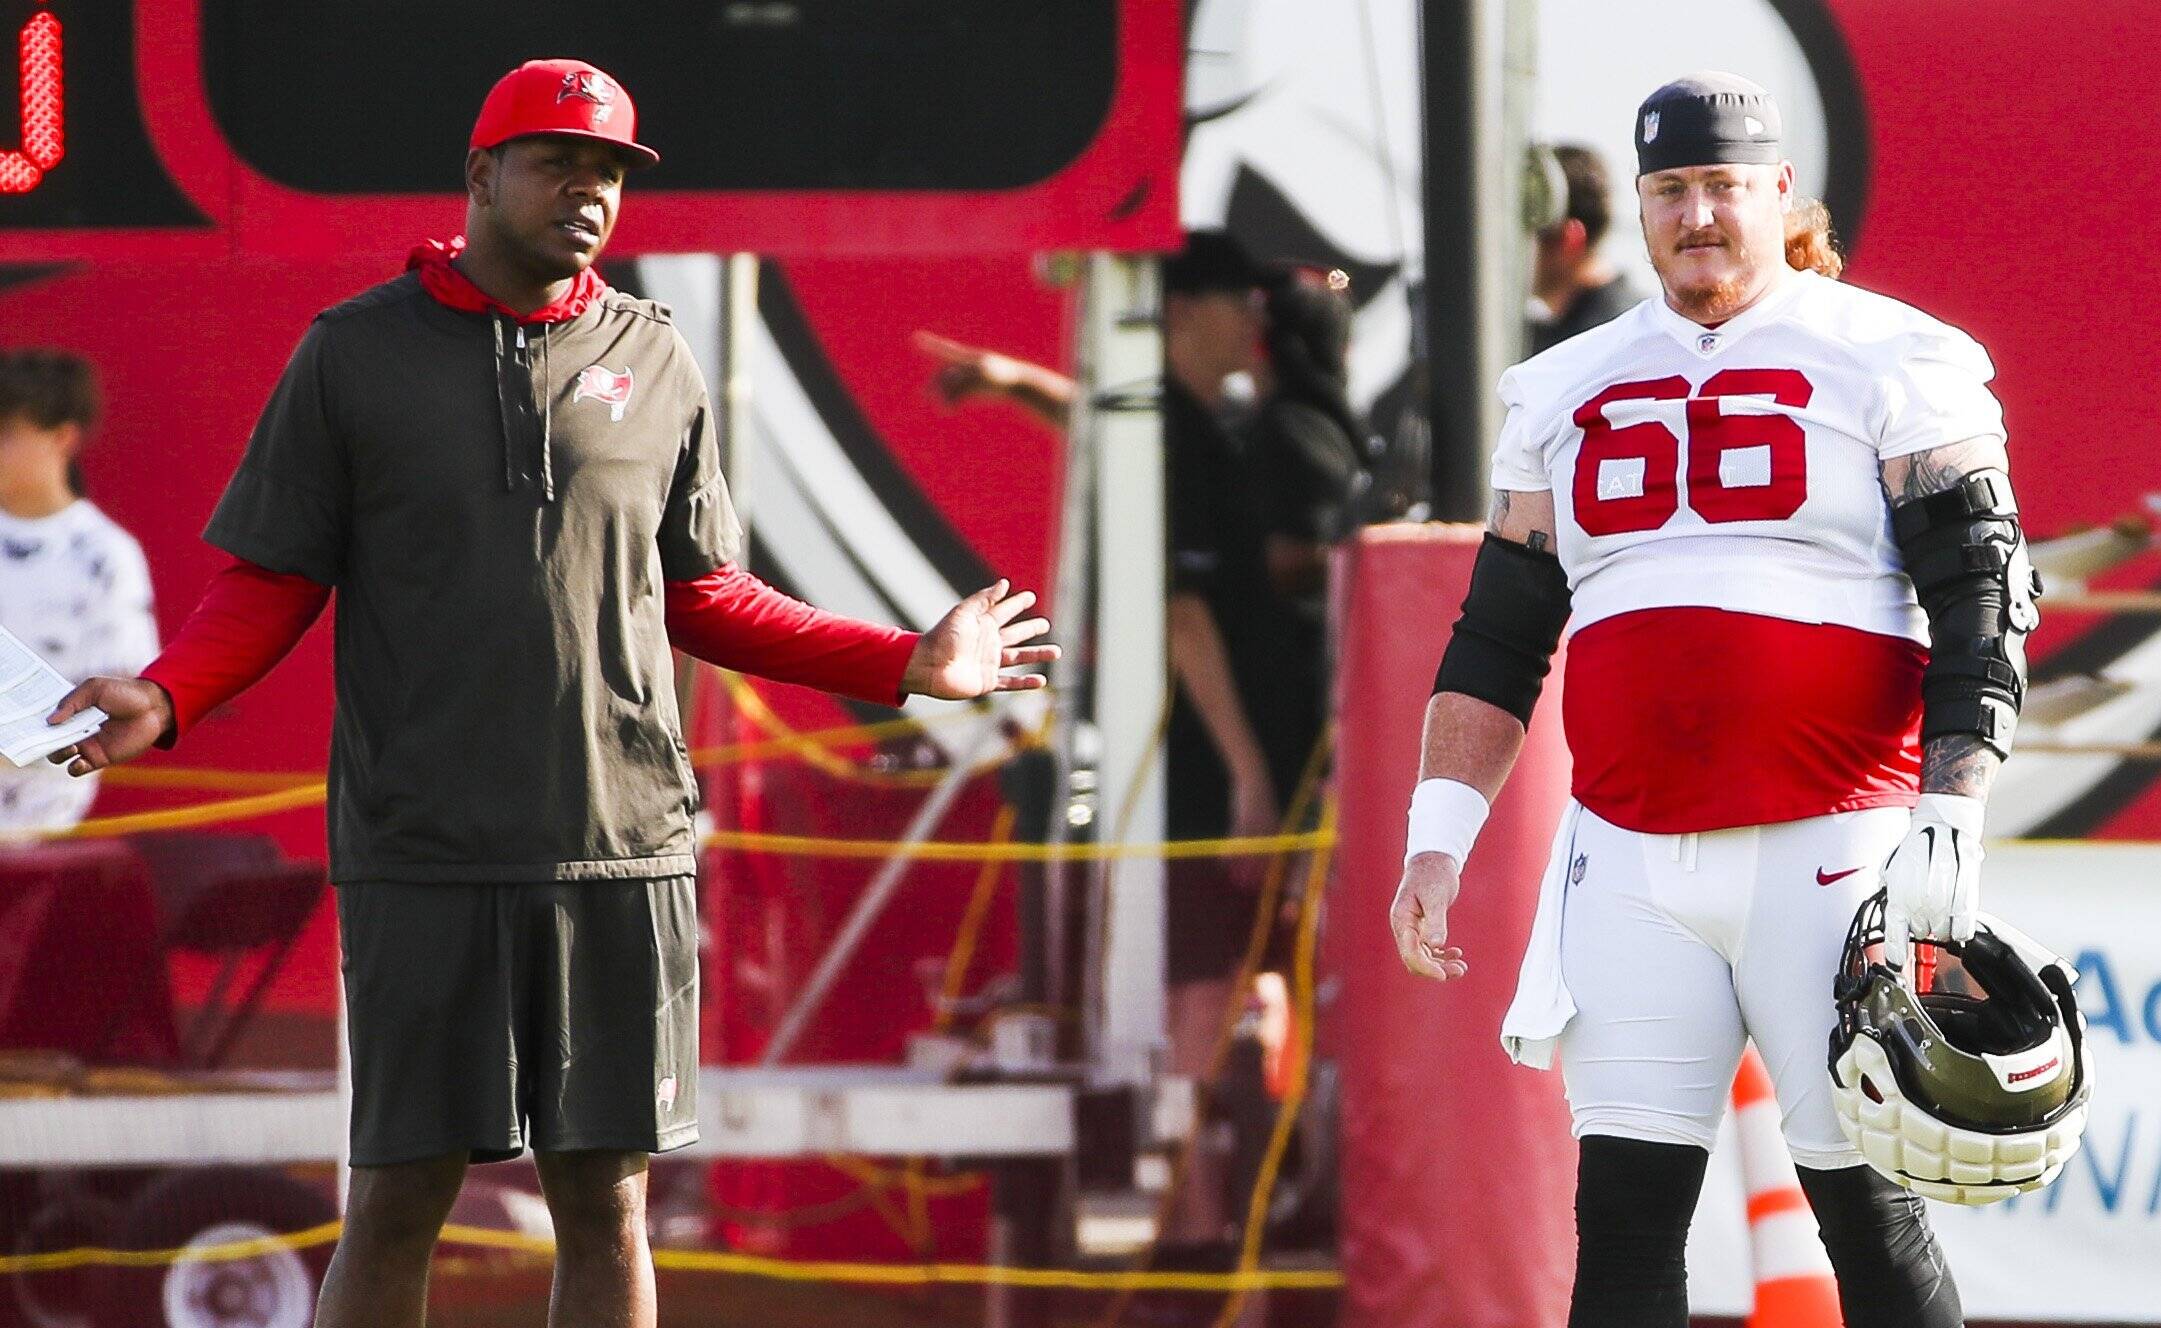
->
[903, 579, 1060, 700]
[44, 677, 174, 778]
[1391, 852, 1467, 982]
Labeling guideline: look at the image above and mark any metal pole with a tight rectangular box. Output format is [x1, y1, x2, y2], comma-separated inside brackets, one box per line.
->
[1075, 253, 1167, 1091]
[758, 721, 1005, 1066]
[1040, 260, 1103, 1054]
[1420, 0, 1535, 521]
[722, 252, 761, 535]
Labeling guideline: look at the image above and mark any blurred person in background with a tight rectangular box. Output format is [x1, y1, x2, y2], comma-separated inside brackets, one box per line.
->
[1528, 144, 1642, 355]
[918, 231, 1282, 1254]
[1394, 73, 2007, 1326]
[0, 349, 156, 835]
[1246, 264, 1365, 811]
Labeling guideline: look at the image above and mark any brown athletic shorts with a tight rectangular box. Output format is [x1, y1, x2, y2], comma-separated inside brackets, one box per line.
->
[334, 876, 699, 1167]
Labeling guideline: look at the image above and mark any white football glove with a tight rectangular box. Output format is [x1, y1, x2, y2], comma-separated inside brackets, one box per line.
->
[1882, 793, 1986, 970]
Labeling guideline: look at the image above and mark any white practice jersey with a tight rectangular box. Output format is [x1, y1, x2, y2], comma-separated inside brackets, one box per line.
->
[1493, 267, 2005, 642]
[1488, 269, 2007, 834]
[0, 500, 158, 833]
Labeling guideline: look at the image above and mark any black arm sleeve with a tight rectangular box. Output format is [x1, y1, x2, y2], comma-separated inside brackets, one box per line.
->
[1432, 533, 1572, 726]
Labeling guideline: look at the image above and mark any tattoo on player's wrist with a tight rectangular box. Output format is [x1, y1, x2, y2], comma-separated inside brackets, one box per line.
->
[1921, 734, 1998, 798]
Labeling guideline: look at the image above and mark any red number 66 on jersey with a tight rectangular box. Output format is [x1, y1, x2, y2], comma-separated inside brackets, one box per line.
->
[1570, 369, 1814, 536]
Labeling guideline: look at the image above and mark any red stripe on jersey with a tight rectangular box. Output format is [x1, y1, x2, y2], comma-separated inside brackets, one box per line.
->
[1563, 607, 1923, 834]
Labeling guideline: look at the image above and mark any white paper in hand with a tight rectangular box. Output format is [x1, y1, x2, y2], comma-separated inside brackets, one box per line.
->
[0, 625, 107, 767]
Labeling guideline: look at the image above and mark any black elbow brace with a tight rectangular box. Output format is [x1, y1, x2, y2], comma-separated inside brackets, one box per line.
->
[1433, 533, 1572, 725]
[1891, 468, 2040, 759]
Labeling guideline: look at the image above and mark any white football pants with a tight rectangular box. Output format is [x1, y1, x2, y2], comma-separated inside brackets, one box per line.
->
[1552, 802, 1909, 1168]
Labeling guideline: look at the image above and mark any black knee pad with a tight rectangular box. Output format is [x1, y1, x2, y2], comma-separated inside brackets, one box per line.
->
[1797, 1164, 1964, 1328]
[1570, 1136, 1707, 1328]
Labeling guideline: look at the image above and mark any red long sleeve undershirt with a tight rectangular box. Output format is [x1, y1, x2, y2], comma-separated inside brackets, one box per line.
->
[140, 560, 331, 743]
[662, 564, 920, 706]
[141, 559, 920, 744]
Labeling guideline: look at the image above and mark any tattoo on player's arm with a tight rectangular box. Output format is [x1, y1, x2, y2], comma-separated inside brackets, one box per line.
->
[1921, 733, 2000, 800]
[1880, 436, 2014, 504]
[1488, 488, 1559, 551]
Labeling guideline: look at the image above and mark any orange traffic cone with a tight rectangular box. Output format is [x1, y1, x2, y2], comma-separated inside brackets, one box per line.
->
[1732, 1045, 1844, 1327]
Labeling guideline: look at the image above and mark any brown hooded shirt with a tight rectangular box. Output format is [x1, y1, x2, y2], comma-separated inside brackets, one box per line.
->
[204, 273, 740, 883]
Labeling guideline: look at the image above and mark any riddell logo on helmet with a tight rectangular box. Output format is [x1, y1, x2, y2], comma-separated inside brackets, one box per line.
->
[2007, 1057, 2060, 1085]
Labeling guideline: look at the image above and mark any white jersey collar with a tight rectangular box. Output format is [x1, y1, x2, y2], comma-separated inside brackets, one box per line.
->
[1649, 267, 1812, 359]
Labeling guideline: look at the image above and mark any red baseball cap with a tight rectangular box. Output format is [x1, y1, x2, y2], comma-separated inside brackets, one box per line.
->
[469, 59, 659, 167]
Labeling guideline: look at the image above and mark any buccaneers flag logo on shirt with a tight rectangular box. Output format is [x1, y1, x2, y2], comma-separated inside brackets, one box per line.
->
[573, 364, 634, 421]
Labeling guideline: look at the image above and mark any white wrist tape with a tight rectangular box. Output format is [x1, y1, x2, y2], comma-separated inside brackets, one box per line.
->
[1405, 778, 1491, 868]
[1913, 792, 1985, 837]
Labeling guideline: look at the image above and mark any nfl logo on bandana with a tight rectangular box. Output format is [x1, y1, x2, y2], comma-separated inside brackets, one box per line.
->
[574, 364, 635, 422]
[1641, 110, 1659, 142]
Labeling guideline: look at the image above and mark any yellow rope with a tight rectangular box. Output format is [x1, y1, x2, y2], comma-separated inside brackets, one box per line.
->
[1099, 724, 1333, 1328]
[98, 767, 318, 793]
[0, 1220, 1345, 1291]
[0, 1222, 344, 1272]
[702, 827, 1332, 863]
[1211, 799, 1335, 1328]
[720, 671, 952, 788]
[35, 796, 1327, 861]
[719, 671, 1040, 789]
[816, 1153, 923, 1251]
[938, 805, 1020, 1026]
[877, 802, 1021, 1248]
[54, 783, 328, 839]
[690, 710, 947, 767]
[83, 708, 950, 797]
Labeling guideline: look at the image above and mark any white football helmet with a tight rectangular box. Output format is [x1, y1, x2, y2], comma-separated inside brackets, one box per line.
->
[1828, 890, 2090, 1206]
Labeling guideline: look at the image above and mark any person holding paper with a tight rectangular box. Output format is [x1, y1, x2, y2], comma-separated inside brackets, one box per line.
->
[45, 59, 1055, 1328]
[0, 349, 156, 833]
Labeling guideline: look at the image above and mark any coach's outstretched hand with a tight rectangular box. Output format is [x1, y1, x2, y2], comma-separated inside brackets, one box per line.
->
[45, 677, 174, 778]
[1391, 852, 1469, 982]
[903, 580, 1059, 701]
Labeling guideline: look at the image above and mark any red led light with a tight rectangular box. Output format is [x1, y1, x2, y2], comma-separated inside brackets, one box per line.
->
[1, 3, 61, 194]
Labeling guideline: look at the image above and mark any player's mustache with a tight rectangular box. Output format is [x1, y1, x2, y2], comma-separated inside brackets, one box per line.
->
[1675, 228, 1728, 252]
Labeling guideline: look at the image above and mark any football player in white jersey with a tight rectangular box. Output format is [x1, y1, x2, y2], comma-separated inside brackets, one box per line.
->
[1390, 74, 2030, 1325]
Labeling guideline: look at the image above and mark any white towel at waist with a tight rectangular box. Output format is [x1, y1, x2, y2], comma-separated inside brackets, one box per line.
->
[1499, 800, 1584, 1070]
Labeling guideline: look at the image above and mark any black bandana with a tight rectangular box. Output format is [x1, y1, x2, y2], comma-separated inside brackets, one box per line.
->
[1635, 72, 1783, 175]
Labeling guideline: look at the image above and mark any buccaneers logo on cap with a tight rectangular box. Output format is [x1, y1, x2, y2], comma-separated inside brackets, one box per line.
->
[574, 364, 634, 421]
[557, 70, 617, 126]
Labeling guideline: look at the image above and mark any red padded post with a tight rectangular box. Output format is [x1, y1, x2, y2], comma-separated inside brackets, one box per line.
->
[1326, 523, 1576, 1327]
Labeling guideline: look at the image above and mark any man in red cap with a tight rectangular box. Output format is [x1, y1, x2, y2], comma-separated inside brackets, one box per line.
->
[49, 59, 1056, 1328]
